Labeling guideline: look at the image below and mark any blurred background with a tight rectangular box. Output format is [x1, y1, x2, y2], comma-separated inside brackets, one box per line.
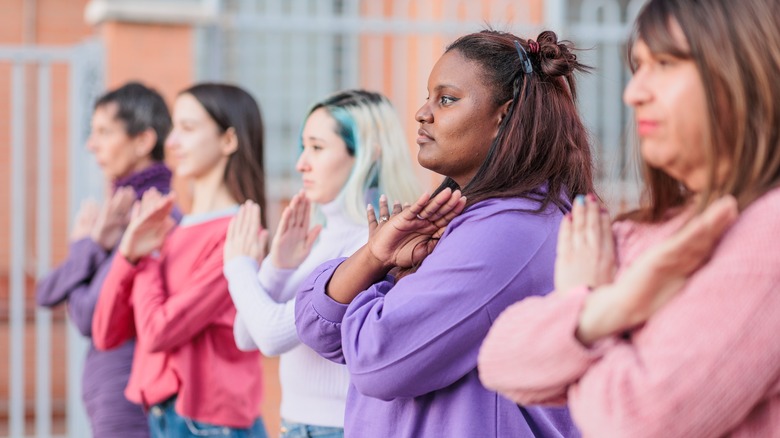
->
[0, 0, 645, 436]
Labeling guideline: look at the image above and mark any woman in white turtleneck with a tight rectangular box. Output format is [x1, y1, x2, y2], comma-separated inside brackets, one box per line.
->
[222, 90, 421, 438]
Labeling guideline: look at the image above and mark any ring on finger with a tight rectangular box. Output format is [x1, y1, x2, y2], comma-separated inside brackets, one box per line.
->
[379, 216, 389, 223]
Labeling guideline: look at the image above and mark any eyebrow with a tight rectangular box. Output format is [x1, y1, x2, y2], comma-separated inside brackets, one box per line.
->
[433, 83, 462, 93]
[304, 135, 328, 143]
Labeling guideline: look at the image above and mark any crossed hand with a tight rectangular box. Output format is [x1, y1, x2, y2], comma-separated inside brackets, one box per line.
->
[555, 194, 739, 345]
[70, 187, 137, 250]
[365, 188, 467, 271]
[118, 188, 176, 264]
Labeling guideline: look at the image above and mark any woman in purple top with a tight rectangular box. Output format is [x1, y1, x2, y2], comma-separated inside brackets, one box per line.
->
[296, 30, 593, 437]
[36, 82, 173, 438]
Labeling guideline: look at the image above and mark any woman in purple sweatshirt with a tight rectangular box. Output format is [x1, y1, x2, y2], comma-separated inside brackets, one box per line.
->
[296, 30, 593, 437]
[36, 82, 173, 438]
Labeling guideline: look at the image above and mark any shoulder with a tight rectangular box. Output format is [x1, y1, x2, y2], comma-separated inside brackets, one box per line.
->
[446, 197, 564, 237]
[434, 197, 564, 262]
[716, 188, 780, 263]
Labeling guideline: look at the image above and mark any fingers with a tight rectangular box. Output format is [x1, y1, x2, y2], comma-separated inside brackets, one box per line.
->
[599, 205, 614, 261]
[246, 202, 261, 239]
[366, 204, 378, 231]
[278, 202, 294, 234]
[584, 194, 601, 248]
[413, 189, 450, 220]
[292, 191, 307, 228]
[226, 214, 237, 242]
[571, 194, 586, 249]
[431, 192, 466, 228]
[378, 195, 390, 223]
[406, 191, 434, 219]
[392, 200, 402, 216]
[301, 194, 312, 230]
[305, 224, 323, 251]
[700, 195, 739, 236]
[557, 212, 572, 257]
[660, 195, 738, 276]
[257, 229, 270, 263]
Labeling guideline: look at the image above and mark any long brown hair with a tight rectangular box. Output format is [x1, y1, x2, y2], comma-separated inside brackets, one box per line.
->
[436, 30, 595, 213]
[625, 0, 780, 222]
[181, 83, 267, 226]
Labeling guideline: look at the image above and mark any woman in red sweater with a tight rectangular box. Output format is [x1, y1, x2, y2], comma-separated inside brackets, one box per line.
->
[92, 83, 268, 437]
[478, 0, 780, 437]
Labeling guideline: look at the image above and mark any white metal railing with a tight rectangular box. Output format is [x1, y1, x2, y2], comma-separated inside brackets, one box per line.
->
[0, 39, 103, 438]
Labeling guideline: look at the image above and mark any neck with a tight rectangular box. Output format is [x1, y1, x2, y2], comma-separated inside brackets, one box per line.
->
[189, 160, 238, 214]
[126, 156, 155, 177]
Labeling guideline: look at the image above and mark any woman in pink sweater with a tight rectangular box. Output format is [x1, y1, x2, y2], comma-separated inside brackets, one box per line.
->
[478, 0, 780, 437]
[93, 83, 268, 437]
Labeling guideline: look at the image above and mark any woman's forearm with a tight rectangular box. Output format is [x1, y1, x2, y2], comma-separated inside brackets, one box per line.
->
[327, 245, 392, 304]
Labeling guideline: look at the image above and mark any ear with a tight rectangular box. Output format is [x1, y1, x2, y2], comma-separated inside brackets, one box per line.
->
[221, 127, 239, 156]
[133, 129, 158, 158]
[497, 99, 513, 126]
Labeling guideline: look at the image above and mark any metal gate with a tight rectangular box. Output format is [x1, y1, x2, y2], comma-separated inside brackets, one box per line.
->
[0, 39, 104, 438]
[197, 0, 644, 210]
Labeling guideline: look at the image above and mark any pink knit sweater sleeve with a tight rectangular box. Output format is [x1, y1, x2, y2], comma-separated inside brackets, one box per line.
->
[479, 194, 780, 438]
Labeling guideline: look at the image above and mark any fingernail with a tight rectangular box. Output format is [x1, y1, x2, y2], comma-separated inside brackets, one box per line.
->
[587, 193, 596, 202]
[575, 194, 585, 205]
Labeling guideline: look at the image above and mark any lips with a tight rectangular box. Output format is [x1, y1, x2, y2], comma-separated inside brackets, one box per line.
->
[417, 128, 434, 145]
[636, 119, 659, 136]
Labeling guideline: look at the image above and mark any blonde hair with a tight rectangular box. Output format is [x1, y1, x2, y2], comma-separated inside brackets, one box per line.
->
[303, 90, 421, 223]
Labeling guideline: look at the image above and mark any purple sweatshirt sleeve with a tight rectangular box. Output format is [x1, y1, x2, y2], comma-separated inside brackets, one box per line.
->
[295, 258, 354, 364]
[296, 201, 562, 401]
[36, 238, 113, 337]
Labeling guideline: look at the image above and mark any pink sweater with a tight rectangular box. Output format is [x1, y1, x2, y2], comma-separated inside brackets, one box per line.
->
[478, 187, 780, 438]
[93, 214, 262, 428]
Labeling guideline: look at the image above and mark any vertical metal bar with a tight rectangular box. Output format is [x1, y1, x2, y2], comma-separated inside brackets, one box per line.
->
[313, 0, 335, 97]
[36, 61, 53, 438]
[10, 59, 27, 438]
[364, 0, 383, 90]
[342, 0, 360, 89]
[67, 48, 91, 438]
[544, 0, 567, 35]
[390, 1, 411, 123]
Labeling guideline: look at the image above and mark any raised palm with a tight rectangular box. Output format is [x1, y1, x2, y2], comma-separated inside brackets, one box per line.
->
[270, 190, 322, 269]
[91, 186, 136, 250]
[119, 188, 175, 263]
[224, 200, 268, 264]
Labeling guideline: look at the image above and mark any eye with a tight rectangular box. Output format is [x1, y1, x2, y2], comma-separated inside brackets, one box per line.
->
[439, 95, 458, 105]
[310, 144, 323, 151]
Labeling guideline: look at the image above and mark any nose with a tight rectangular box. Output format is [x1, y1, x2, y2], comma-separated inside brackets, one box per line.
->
[623, 70, 651, 108]
[86, 133, 98, 153]
[295, 149, 310, 173]
[165, 130, 179, 150]
[415, 100, 433, 124]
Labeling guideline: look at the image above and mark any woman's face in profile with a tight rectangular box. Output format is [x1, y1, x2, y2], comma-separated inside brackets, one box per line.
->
[623, 21, 726, 192]
[166, 93, 231, 180]
[414, 49, 506, 187]
[296, 107, 355, 204]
